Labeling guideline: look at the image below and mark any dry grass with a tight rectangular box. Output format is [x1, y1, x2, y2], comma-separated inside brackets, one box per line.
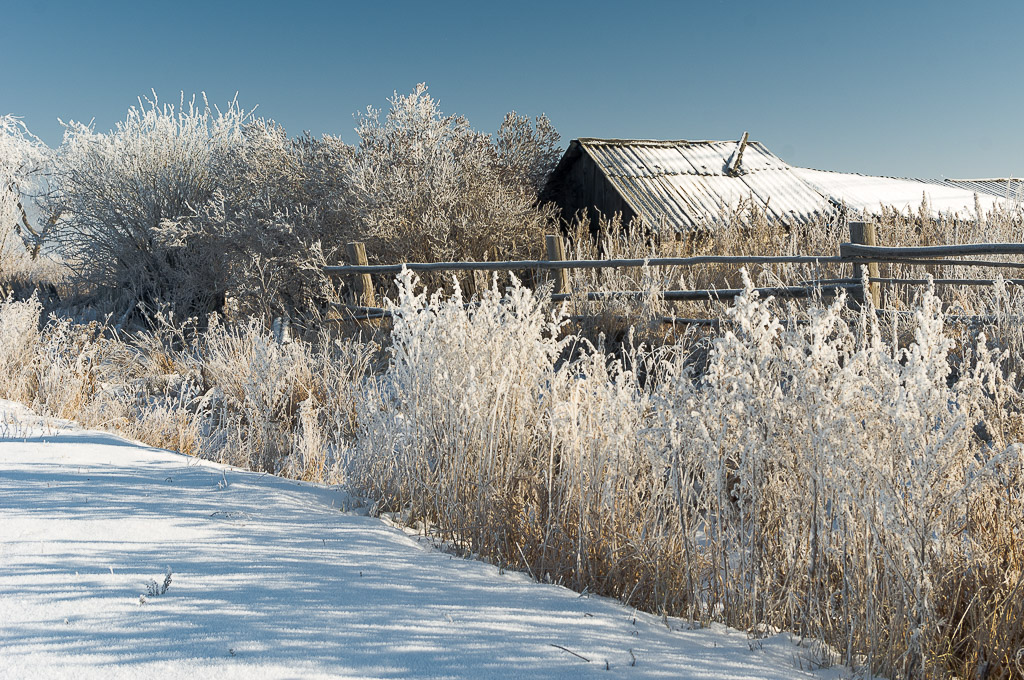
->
[343, 270, 1024, 680]
[0, 301, 377, 478]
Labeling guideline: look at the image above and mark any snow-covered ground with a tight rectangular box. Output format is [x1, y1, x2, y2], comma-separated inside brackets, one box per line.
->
[0, 400, 847, 679]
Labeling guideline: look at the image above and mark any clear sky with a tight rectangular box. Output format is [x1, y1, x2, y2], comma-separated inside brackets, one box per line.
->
[4, 0, 1022, 178]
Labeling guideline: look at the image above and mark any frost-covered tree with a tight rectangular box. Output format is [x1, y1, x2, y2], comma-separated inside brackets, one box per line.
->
[172, 85, 563, 316]
[348, 84, 559, 264]
[43, 94, 250, 313]
[164, 120, 359, 320]
[494, 110, 562, 194]
[0, 115, 50, 273]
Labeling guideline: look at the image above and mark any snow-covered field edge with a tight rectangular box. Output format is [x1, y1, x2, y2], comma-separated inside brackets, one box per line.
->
[0, 399, 851, 679]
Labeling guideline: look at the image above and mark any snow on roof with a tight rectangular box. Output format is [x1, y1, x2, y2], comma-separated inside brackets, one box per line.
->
[791, 167, 1007, 217]
[555, 138, 1019, 229]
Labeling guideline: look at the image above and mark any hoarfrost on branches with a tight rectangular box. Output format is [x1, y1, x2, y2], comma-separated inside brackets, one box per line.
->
[348, 84, 558, 264]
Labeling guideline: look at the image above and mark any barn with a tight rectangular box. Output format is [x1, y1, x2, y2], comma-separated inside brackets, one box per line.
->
[540, 137, 1021, 233]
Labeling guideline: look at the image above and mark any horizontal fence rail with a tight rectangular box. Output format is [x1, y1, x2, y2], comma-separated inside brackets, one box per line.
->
[326, 248, 1024, 278]
[325, 222, 1024, 325]
[324, 254, 845, 276]
[810, 277, 1024, 287]
[840, 243, 1024, 259]
[549, 284, 855, 303]
[843, 257, 1024, 269]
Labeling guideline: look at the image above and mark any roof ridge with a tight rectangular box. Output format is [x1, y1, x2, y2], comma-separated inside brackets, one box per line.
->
[576, 137, 751, 146]
[945, 177, 1020, 182]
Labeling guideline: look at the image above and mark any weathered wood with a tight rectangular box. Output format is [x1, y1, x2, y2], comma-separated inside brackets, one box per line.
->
[840, 242, 1024, 259]
[324, 238, 1024, 319]
[848, 221, 881, 308]
[726, 131, 749, 176]
[336, 283, 854, 321]
[545, 235, 570, 294]
[344, 242, 376, 308]
[325, 254, 845, 276]
[337, 306, 1024, 327]
[804, 277, 1024, 287]
[872, 277, 1024, 286]
[552, 284, 854, 303]
[843, 257, 1024, 269]
[327, 252, 1024, 276]
[873, 277, 1024, 287]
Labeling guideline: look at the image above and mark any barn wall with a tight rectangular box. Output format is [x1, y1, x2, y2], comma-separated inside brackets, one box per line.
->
[550, 152, 637, 237]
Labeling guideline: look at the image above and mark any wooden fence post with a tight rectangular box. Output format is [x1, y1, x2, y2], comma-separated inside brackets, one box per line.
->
[849, 221, 881, 308]
[545, 235, 570, 295]
[345, 241, 377, 308]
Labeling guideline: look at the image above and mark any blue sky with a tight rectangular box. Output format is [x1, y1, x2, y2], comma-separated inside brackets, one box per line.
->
[4, 0, 1022, 178]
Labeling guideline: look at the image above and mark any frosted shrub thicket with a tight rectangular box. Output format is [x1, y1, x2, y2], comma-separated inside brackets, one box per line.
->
[0, 293, 42, 401]
[555, 206, 1024, 351]
[159, 119, 358, 320]
[3, 86, 560, 319]
[348, 84, 559, 265]
[43, 95, 250, 313]
[0, 296, 377, 477]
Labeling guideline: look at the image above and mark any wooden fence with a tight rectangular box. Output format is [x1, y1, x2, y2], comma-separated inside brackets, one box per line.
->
[325, 221, 1024, 323]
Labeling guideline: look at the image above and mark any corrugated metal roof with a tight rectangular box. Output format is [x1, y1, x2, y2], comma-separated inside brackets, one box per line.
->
[738, 169, 828, 224]
[550, 138, 1021, 231]
[942, 178, 1024, 203]
[574, 138, 829, 230]
[677, 142, 734, 176]
[792, 168, 1007, 216]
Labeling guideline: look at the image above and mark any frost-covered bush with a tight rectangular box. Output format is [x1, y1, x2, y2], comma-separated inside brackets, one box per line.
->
[643, 279, 1023, 678]
[0, 298, 375, 478]
[106, 315, 376, 477]
[44, 94, 250, 314]
[196, 317, 319, 472]
[169, 85, 562, 317]
[348, 84, 559, 265]
[0, 293, 123, 422]
[348, 269, 572, 545]
[38, 86, 560, 320]
[163, 120, 357, 321]
[31, 317, 116, 421]
[37, 95, 347, 319]
[0, 116, 51, 277]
